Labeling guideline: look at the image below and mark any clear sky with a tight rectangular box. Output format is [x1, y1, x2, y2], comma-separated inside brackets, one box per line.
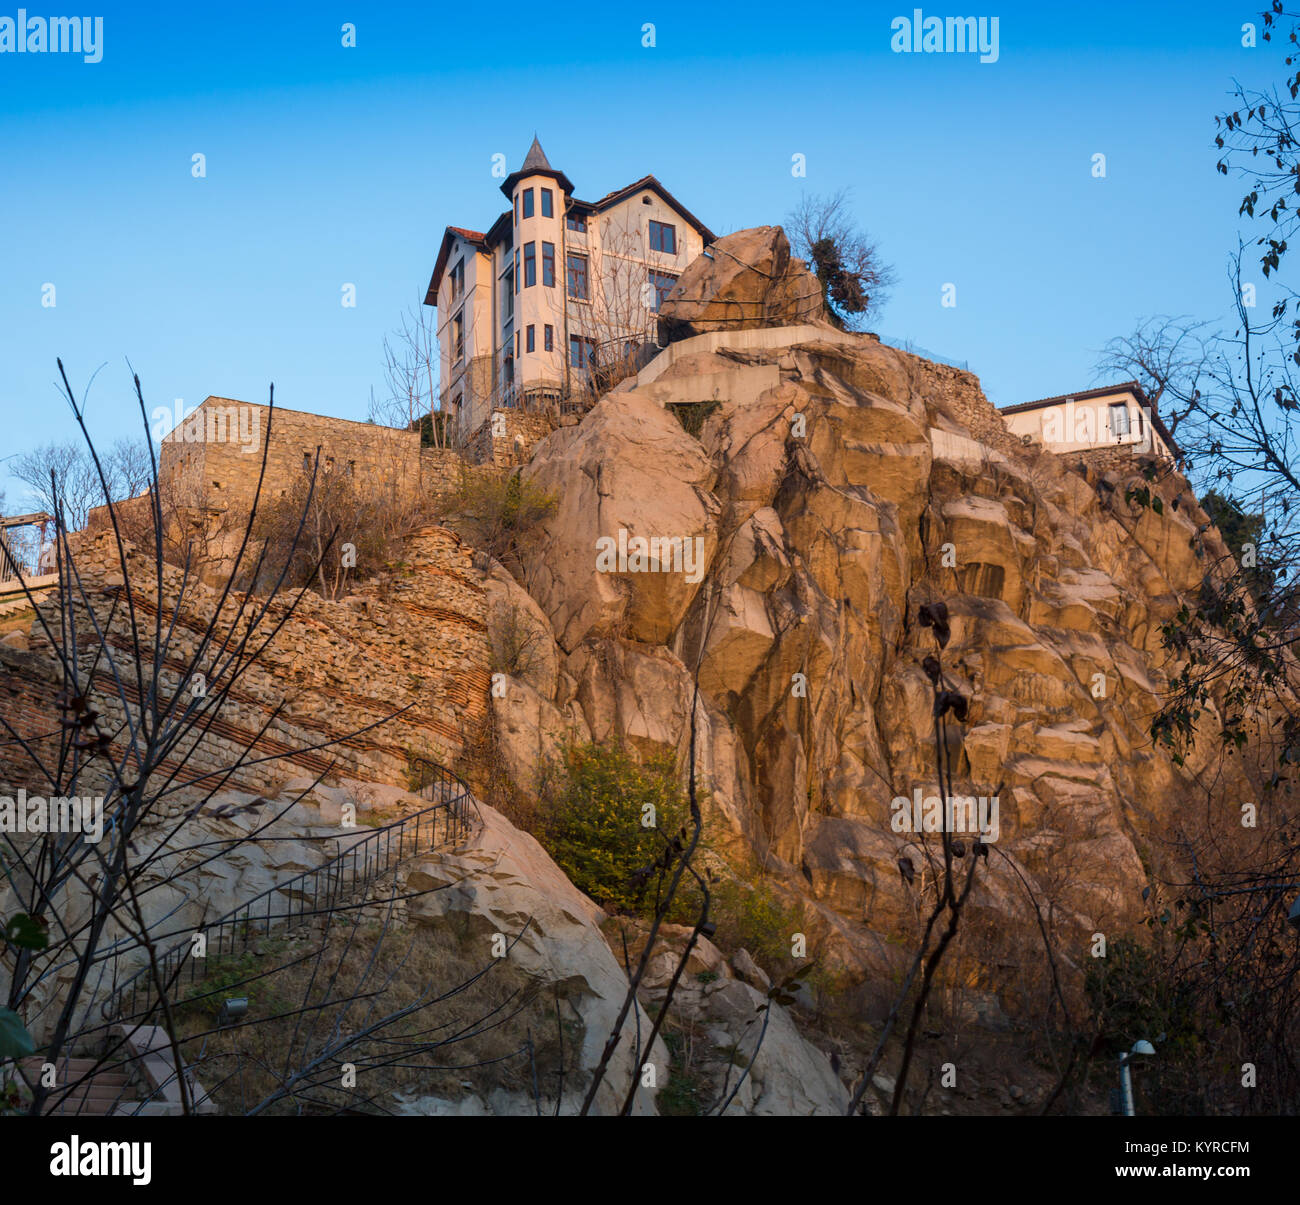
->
[0, 0, 1275, 510]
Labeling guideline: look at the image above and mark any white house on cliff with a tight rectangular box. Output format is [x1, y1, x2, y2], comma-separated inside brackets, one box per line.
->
[426, 138, 714, 443]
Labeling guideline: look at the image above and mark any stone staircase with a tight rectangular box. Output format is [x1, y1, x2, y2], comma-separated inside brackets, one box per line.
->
[15, 1025, 216, 1116]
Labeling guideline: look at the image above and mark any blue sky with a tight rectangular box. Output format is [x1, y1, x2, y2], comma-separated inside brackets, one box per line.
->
[0, 0, 1275, 510]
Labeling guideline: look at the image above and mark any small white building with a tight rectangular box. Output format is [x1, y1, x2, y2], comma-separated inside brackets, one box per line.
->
[426, 138, 714, 443]
[1000, 382, 1178, 462]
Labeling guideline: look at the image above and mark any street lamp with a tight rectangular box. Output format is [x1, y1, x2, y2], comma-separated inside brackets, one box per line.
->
[1118, 1039, 1157, 1116]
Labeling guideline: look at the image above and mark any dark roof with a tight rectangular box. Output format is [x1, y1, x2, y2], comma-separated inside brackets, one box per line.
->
[520, 135, 550, 172]
[1001, 380, 1145, 414]
[575, 174, 716, 243]
[426, 227, 489, 303]
[428, 156, 717, 305]
[500, 137, 575, 198]
[1001, 381, 1180, 457]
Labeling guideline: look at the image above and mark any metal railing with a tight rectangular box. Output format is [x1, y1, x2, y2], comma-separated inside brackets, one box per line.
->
[877, 334, 969, 372]
[102, 762, 476, 1024]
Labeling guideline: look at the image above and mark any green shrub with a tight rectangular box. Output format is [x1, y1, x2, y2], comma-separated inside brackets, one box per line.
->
[711, 879, 806, 973]
[1084, 937, 1209, 1113]
[538, 743, 690, 914]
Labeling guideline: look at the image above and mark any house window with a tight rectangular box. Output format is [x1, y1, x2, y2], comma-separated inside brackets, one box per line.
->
[302, 452, 311, 472]
[566, 213, 587, 233]
[649, 220, 677, 254]
[541, 189, 553, 218]
[516, 330, 521, 356]
[450, 259, 465, 301]
[567, 253, 589, 300]
[570, 335, 597, 370]
[514, 249, 520, 293]
[542, 242, 555, 287]
[649, 270, 678, 312]
[544, 324, 554, 351]
[524, 242, 536, 287]
[453, 311, 465, 362]
[324, 456, 335, 474]
[522, 188, 534, 218]
[526, 324, 535, 353]
[1110, 402, 1131, 438]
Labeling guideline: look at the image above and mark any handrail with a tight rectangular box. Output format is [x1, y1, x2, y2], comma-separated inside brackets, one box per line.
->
[100, 762, 476, 1024]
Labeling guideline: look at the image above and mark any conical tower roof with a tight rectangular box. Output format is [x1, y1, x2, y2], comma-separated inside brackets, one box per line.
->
[500, 137, 574, 198]
[520, 135, 551, 173]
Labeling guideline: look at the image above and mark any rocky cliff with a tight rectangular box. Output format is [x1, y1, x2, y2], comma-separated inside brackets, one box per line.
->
[485, 229, 1261, 1001]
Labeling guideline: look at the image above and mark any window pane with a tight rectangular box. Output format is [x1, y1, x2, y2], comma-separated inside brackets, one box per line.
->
[649, 220, 677, 254]
[541, 189, 553, 218]
[522, 188, 534, 218]
[544, 324, 553, 351]
[1110, 403, 1131, 436]
[566, 213, 587, 232]
[524, 242, 536, 288]
[526, 325, 535, 352]
[542, 242, 555, 287]
[567, 253, 589, 300]
[649, 270, 678, 312]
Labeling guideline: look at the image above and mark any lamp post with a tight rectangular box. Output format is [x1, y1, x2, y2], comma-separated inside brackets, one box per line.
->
[1118, 1039, 1156, 1116]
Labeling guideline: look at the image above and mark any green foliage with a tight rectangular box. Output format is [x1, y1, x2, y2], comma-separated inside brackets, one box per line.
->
[416, 411, 456, 448]
[1200, 489, 1276, 596]
[1084, 937, 1210, 1114]
[538, 743, 689, 914]
[657, 1030, 705, 1116]
[667, 400, 721, 439]
[179, 943, 288, 1019]
[0, 1008, 35, 1059]
[3, 913, 49, 951]
[710, 879, 805, 973]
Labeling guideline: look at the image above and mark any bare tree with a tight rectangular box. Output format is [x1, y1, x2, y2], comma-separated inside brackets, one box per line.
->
[0, 362, 547, 1118]
[1094, 314, 1214, 441]
[785, 190, 896, 330]
[9, 438, 151, 532]
[370, 302, 455, 449]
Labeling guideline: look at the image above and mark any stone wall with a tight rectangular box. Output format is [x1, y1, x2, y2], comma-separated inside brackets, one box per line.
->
[462, 409, 556, 467]
[883, 344, 1024, 457]
[0, 525, 492, 814]
[159, 399, 434, 519]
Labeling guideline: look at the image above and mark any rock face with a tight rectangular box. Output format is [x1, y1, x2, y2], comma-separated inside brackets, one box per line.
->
[658, 226, 826, 343]
[405, 801, 667, 1116]
[502, 275, 1261, 988]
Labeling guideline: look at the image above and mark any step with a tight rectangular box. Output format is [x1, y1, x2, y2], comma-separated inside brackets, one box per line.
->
[18, 1057, 130, 1083]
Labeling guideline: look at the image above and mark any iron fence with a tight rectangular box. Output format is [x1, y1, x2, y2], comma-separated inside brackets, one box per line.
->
[101, 762, 475, 1024]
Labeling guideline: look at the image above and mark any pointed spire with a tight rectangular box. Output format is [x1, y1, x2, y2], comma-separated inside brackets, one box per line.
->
[520, 135, 551, 173]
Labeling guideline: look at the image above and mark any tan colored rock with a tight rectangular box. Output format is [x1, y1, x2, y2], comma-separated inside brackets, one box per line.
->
[405, 801, 667, 1115]
[657, 226, 826, 343]
[521, 391, 720, 652]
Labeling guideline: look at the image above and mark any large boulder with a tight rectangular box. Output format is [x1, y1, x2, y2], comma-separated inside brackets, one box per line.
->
[658, 226, 826, 343]
[406, 801, 667, 1115]
[520, 391, 720, 651]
